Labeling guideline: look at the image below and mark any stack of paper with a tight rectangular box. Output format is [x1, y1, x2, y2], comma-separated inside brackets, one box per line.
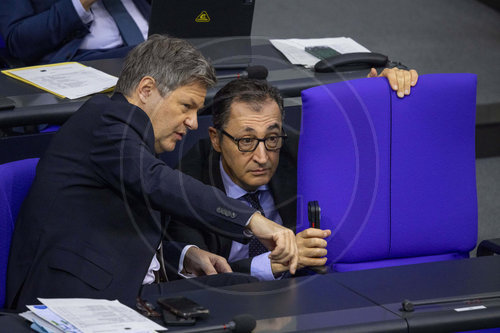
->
[1, 62, 118, 100]
[19, 298, 166, 333]
[270, 37, 370, 68]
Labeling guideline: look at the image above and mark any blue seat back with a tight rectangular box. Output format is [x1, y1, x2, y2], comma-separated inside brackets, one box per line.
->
[298, 74, 477, 271]
[0, 158, 39, 307]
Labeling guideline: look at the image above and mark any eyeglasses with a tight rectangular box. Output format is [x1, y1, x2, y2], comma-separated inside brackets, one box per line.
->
[220, 129, 287, 152]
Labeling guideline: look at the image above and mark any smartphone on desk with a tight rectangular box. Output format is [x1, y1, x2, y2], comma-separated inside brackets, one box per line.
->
[305, 46, 340, 60]
[157, 296, 209, 319]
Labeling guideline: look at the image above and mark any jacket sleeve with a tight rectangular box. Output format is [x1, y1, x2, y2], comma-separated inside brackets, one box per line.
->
[167, 219, 212, 252]
[162, 240, 188, 280]
[89, 105, 256, 243]
[0, 0, 90, 64]
[167, 218, 253, 275]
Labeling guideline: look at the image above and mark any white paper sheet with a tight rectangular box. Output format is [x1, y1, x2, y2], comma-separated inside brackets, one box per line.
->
[270, 37, 370, 68]
[2, 62, 117, 99]
[20, 309, 67, 333]
[25, 305, 81, 333]
[38, 298, 166, 333]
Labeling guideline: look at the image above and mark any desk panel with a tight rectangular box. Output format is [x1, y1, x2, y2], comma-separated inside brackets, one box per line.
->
[332, 256, 500, 332]
[142, 275, 407, 332]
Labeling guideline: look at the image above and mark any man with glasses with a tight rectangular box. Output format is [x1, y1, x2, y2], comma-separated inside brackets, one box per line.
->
[167, 79, 331, 280]
[6, 37, 299, 310]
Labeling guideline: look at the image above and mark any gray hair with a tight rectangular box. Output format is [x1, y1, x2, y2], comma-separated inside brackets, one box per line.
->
[115, 34, 216, 97]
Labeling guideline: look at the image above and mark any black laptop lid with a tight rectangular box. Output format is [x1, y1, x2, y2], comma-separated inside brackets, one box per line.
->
[148, 0, 255, 38]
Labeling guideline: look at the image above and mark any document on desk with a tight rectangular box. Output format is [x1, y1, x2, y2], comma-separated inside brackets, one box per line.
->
[1, 62, 117, 100]
[270, 37, 370, 68]
[23, 298, 166, 333]
[21, 306, 75, 333]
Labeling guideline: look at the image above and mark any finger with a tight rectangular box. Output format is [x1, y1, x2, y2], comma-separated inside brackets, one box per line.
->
[289, 246, 298, 275]
[367, 67, 378, 78]
[202, 260, 218, 275]
[300, 228, 331, 238]
[288, 229, 299, 274]
[383, 68, 399, 91]
[396, 70, 405, 98]
[403, 70, 411, 96]
[410, 69, 419, 86]
[271, 231, 293, 262]
[271, 232, 295, 263]
[301, 256, 328, 267]
[269, 233, 285, 260]
[214, 257, 232, 273]
[301, 237, 328, 249]
[300, 247, 328, 258]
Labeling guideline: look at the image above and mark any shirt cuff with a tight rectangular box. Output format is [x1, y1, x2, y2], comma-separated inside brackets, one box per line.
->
[250, 251, 280, 281]
[177, 245, 198, 279]
[72, 0, 93, 24]
[243, 211, 260, 239]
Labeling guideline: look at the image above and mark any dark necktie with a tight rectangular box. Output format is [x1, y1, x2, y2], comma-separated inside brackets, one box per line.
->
[242, 192, 269, 257]
[101, 0, 145, 46]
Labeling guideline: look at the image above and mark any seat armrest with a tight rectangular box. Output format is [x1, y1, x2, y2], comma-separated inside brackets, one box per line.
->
[476, 238, 500, 256]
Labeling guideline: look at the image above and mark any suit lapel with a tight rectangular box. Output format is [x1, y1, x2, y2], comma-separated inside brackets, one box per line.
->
[204, 149, 234, 258]
[269, 152, 297, 232]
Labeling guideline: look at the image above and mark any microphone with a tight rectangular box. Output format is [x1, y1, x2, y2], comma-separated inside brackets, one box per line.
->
[217, 65, 268, 80]
[401, 291, 500, 312]
[176, 314, 256, 333]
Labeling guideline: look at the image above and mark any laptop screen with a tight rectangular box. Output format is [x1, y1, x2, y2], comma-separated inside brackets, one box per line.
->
[148, 0, 255, 38]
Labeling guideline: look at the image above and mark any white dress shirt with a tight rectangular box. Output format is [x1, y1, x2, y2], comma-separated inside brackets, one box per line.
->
[72, 0, 148, 50]
[219, 159, 284, 281]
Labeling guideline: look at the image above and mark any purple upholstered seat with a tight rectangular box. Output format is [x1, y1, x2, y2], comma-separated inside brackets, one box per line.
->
[298, 73, 477, 272]
[0, 158, 39, 307]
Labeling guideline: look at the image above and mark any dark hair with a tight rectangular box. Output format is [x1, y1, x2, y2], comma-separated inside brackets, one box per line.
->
[115, 34, 216, 97]
[211, 79, 284, 130]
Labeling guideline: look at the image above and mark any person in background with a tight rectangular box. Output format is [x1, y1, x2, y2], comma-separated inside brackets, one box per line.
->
[0, 0, 150, 65]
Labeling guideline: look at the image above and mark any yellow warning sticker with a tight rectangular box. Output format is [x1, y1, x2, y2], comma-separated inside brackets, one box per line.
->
[195, 11, 210, 22]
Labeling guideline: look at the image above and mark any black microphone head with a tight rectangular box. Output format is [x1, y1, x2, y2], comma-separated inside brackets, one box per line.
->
[231, 314, 256, 333]
[245, 65, 268, 80]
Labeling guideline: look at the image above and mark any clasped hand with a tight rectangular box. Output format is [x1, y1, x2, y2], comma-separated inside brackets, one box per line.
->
[271, 228, 331, 276]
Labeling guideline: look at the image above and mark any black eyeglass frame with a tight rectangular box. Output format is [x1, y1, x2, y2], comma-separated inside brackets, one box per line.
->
[219, 129, 287, 152]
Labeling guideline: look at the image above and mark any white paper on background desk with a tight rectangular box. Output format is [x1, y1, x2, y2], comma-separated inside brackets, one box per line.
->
[21, 307, 70, 333]
[270, 37, 370, 68]
[38, 298, 166, 333]
[2, 62, 117, 99]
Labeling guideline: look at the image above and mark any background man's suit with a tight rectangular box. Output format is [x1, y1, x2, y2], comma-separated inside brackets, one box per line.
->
[0, 0, 150, 64]
[167, 133, 299, 276]
[6, 93, 256, 310]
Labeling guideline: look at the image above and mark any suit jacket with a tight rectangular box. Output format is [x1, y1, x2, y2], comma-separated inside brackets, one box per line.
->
[0, 0, 150, 64]
[6, 93, 256, 310]
[167, 133, 298, 276]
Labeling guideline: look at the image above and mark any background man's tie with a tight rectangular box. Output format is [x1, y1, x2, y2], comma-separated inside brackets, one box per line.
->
[102, 0, 145, 46]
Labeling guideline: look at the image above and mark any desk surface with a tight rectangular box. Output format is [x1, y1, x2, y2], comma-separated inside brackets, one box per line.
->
[140, 255, 500, 332]
[2, 256, 500, 332]
[0, 39, 375, 128]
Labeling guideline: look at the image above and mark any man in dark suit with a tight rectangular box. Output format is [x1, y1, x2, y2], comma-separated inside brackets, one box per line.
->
[6, 35, 298, 310]
[167, 79, 331, 280]
[0, 0, 151, 65]
[167, 66, 419, 280]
